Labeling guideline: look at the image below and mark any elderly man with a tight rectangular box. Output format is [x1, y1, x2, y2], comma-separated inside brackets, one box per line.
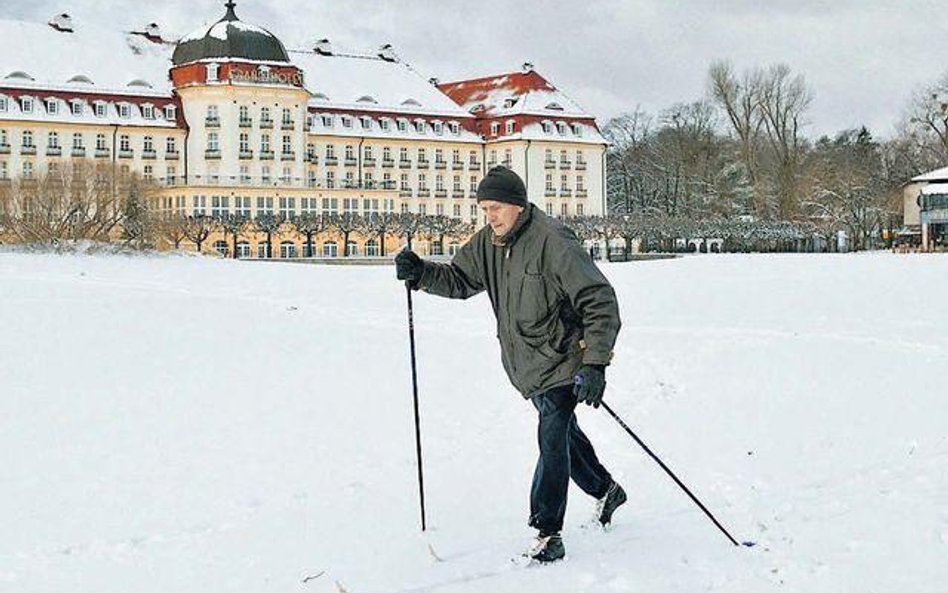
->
[395, 166, 625, 563]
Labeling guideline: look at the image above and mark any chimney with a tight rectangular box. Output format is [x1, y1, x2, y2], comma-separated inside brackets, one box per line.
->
[428, 77, 440, 86]
[314, 38, 333, 56]
[49, 13, 74, 33]
[378, 44, 398, 62]
[522, 62, 534, 73]
[145, 23, 162, 41]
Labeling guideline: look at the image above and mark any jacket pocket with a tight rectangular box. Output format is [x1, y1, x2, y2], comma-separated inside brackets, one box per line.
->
[518, 272, 550, 326]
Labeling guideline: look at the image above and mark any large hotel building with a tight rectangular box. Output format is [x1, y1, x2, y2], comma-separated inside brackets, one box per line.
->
[0, 3, 608, 257]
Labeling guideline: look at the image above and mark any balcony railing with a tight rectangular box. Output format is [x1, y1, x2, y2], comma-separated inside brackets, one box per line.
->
[281, 120, 295, 130]
[344, 157, 357, 166]
[399, 160, 412, 169]
[21, 145, 36, 155]
[166, 150, 180, 160]
[418, 188, 431, 197]
[239, 118, 253, 128]
[239, 150, 254, 160]
[559, 160, 572, 170]
[119, 149, 134, 159]
[46, 146, 62, 156]
[205, 149, 221, 159]
[559, 188, 572, 197]
[281, 151, 295, 160]
[260, 119, 273, 129]
[435, 189, 447, 198]
[434, 160, 447, 169]
[205, 116, 220, 128]
[468, 161, 480, 170]
[260, 150, 274, 160]
[95, 148, 110, 158]
[417, 159, 430, 168]
[0, 144, 10, 155]
[545, 188, 557, 197]
[382, 158, 395, 168]
[363, 157, 377, 167]
[576, 188, 588, 198]
[544, 160, 557, 169]
[324, 156, 338, 165]
[71, 147, 86, 157]
[452, 161, 465, 170]
[576, 161, 587, 171]
[158, 174, 401, 190]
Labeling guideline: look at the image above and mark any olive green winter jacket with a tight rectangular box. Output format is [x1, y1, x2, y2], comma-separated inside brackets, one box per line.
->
[415, 204, 621, 398]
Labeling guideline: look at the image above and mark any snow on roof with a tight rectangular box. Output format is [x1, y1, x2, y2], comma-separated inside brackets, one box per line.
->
[306, 111, 481, 144]
[289, 48, 473, 119]
[911, 166, 948, 183]
[921, 182, 948, 195]
[438, 70, 591, 119]
[0, 18, 172, 96]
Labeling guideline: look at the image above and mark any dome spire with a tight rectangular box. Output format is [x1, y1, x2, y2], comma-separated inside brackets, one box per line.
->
[223, 1, 237, 21]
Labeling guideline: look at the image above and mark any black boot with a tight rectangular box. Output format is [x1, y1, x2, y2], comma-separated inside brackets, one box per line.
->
[596, 481, 627, 526]
[528, 531, 565, 563]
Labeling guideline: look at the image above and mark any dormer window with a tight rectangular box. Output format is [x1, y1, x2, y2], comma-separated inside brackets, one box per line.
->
[361, 117, 372, 130]
[572, 123, 583, 137]
[380, 118, 391, 131]
[415, 120, 425, 134]
[21, 97, 34, 113]
[70, 100, 83, 116]
[448, 122, 460, 135]
[503, 97, 518, 109]
[95, 101, 107, 117]
[341, 116, 352, 128]
[542, 121, 553, 134]
[490, 121, 499, 136]
[0, 96, 7, 112]
[142, 104, 155, 119]
[433, 121, 443, 135]
[321, 114, 333, 127]
[46, 99, 59, 115]
[118, 103, 131, 118]
[505, 120, 515, 135]
[556, 122, 567, 135]
[164, 105, 176, 120]
[206, 62, 219, 82]
[397, 119, 408, 132]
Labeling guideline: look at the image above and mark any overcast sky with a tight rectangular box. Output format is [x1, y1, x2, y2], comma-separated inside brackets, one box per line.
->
[6, 0, 947, 139]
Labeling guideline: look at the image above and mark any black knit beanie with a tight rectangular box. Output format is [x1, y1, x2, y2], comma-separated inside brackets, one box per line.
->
[476, 166, 528, 207]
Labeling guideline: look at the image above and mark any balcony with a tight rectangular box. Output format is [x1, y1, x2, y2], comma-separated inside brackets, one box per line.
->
[21, 145, 37, 155]
[452, 191, 465, 199]
[468, 161, 480, 170]
[344, 157, 357, 166]
[46, 146, 62, 157]
[323, 156, 338, 166]
[260, 119, 273, 129]
[308, 154, 319, 165]
[239, 150, 254, 160]
[576, 189, 588, 198]
[239, 118, 253, 128]
[260, 150, 274, 160]
[142, 150, 157, 160]
[399, 160, 412, 169]
[382, 158, 395, 168]
[399, 189, 413, 198]
[435, 189, 447, 198]
[418, 188, 431, 197]
[0, 144, 10, 155]
[363, 157, 376, 167]
[417, 159, 430, 168]
[166, 150, 180, 160]
[559, 188, 572, 197]
[545, 188, 557, 197]
[119, 149, 135, 159]
[205, 149, 220, 159]
[434, 160, 447, 170]
[281, 120, 295, 130]
[544, 160, 557, 169]
[71, 147, 86, 157]
[559, 160, 572, 170]
[452, 161, 464, 170]
[576, 161, 587, 171]
[281, 151, 296, 160]
[95, 148, 110, 158]
[205, 116, 220, 128]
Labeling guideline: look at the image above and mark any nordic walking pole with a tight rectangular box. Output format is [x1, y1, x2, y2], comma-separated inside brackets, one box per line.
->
[600, 401, 752, 547]
[404, 238, 427, 531]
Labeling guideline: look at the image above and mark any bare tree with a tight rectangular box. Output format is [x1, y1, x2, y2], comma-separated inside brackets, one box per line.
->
[219, 214, 249, 259]
[182, 215, 217, 253]
[288, 212, 329, 257]
[251, 213, 284, 258]
[158, 214, 189, 250]
[357, 212, 399, 256]
[326, 212, 362, 257]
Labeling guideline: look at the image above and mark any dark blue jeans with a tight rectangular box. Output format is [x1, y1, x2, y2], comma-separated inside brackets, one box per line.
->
[528, 384, 613, 534]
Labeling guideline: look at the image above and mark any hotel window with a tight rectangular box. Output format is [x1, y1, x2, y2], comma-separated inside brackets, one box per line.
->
[435, 149, 444, 164]
[380, 119, 390, 131]
[0, 161, 7, 179]
[261, 134, 271, 153]
[164, 105, 176, 120]
[577, 176, 585, 190]
[96, 134, 106, 150]
[433, 121, 443, 135]
[22, 130, 34, 147]
[361, 117, 371, 130]
[166, 137, 176, 153]
[400, 173, 409, 190]
[415, 120, 425, 134]
[239, 105, 249, 123]
[281, 167, 291, 184]
[561, 203, 568, 217]
[95, 102, 106, 117]
[397, 119, 408, 132]
[46, 100, 59, 115]
[383, 146, 391, 161]
[207, 132, 219, 152]
[47, 131, 59, 148]
[345, 145, 354, 160]
[505, 120, 515, 135]
[557, 122, 567, 135]
[364, 145, 373, 160]
[546, 173, 553, 191]
[577, 203, 584, 215]
[417, 148, 426, 162]
[490, 122, 499, 135]
[470, 175, 477, 192]
[119, 135, 130, 151]
[143, 105, 154, 119]
[118, 103, 130, 118]
[326, 170, 335, 189]
[21, 97, 34, 113]
[23, 161, 34, 179]
[503, 149, 512, 166]
[240, 133, 249, 153]
[262, 166, 271, 183]
[0, 96, 7, 112]
[321, 114, 333, 127]
[453, 175, 461, 191]
[561, 174, 568, 190]
[400, 147, 409, 162]
[449, 122, 460, 135]
[71, 101, 83, 116]
[206, 104, 218, 121]
[436, 174, 445, 191]
[418, 203, 427, 215]
[572, 123, 583, 137]
[325, 144, 334, 159]
[542, 121, 552, 134]
[342, 116, 352, 128]
[418, 173, 427, 190]
[546, 202, 553, 216]
[143, 136, 154, 153]
[256, 196, 274, 215]
[166, 166, 176, 185]
[143, 165, 153, 181]
[0, 129, 7, 146]
[282, 107, 292, 125]
[282, 135, 292, 154]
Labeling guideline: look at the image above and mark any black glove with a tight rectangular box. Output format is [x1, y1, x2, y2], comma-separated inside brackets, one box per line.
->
[573, 364, 606, 408]
[395, 249, 424, 286]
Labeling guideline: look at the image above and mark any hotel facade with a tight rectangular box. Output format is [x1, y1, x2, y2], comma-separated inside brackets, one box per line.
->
[0, 3, 608, 257]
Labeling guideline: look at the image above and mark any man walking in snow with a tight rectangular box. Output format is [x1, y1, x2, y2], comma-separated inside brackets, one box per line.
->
[395, 166, 626, 563]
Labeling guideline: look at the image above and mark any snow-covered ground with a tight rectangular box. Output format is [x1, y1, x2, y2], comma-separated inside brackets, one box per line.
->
[1, 251, 946, 593]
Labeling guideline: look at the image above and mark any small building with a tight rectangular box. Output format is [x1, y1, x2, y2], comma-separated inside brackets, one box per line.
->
[903, 167, 948, 251]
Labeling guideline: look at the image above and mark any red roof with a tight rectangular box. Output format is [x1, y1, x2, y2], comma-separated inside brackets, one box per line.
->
[438, 71, 555, 110]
